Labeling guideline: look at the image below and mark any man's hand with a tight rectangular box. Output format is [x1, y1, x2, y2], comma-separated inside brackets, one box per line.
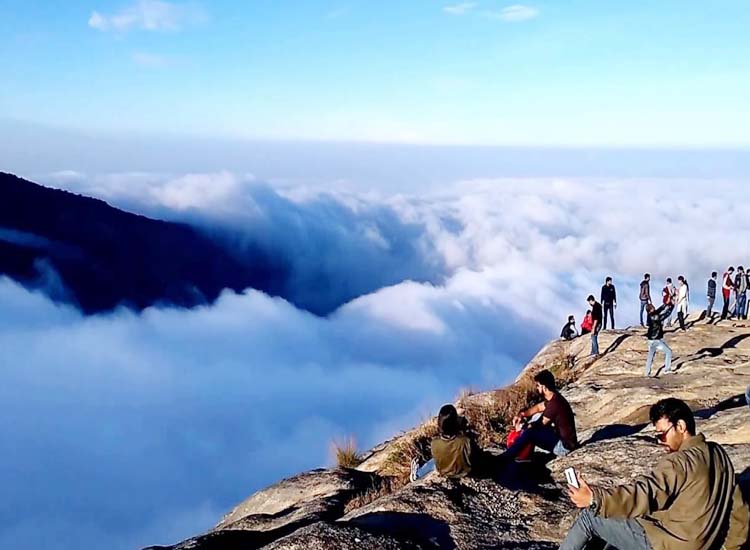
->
[567, 475, 593, 509]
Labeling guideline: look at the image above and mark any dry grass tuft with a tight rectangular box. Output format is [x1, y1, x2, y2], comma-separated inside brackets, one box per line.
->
[332, 437, 363, 469]
[344, 475, 407, 514]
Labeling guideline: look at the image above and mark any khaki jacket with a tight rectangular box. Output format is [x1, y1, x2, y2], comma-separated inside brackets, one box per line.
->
[431, 434, 476, 478]
[591, 434, 749, 550]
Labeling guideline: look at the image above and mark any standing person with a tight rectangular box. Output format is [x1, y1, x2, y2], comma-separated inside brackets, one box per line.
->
[600, 277, 617, 330]
[734, 266, 747, 320]
[662, 277, 676, 327]
[676, 276, 689, 330]
[644, 303, 673, 376]
[560, 398, 750, 550]
[639, 273, 651, 327]
[706, 271, 717, 320]
[722, 267, 735, 320]
[587, 295, 603, 357]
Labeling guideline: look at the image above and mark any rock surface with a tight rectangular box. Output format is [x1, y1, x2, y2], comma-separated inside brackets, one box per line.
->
[147, 316, 750, 549]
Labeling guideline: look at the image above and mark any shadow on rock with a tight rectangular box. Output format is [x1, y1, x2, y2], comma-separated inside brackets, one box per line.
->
[348, 511, 456, 549]
[583, 423, 648, 445]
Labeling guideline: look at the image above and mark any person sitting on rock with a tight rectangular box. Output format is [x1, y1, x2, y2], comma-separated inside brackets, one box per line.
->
[560, 315, 579, 341]
[580, 310, 593, 335]
[430, 404, 488, 478]
[502, 370, 578, 461]
[561, 397, 750, 550]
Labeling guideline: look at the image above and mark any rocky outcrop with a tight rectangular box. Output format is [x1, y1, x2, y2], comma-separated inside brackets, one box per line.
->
[148, 316, 750, 549]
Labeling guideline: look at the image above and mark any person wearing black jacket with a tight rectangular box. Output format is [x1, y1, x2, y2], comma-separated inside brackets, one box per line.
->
[587, 295, 603, 357]
[560, 315, 579, 340]
[600, 277, 617, 330]
[644, 303, 674, 377]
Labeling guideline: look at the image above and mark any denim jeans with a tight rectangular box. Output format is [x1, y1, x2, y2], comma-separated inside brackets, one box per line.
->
[591, 331, 599, 356]
[603, 303, 615, 329]
[559, 509, 651, 550]
[645, 339, 672, 376]
[706, 295, 715, 317]
[735, 292, 747, 319]
[640, 300, 649, 325]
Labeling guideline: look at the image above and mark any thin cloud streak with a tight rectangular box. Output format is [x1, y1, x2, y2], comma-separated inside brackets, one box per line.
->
[443, 2, 477, 15]
[88, 0, 205, 33]
[484, 4, 539, 22]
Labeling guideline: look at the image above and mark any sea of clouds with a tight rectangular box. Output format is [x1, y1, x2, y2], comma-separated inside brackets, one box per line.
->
[2, 174, 746, 549]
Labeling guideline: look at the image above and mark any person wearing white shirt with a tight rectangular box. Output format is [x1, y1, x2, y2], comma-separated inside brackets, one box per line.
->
[676, 276, 689, 330]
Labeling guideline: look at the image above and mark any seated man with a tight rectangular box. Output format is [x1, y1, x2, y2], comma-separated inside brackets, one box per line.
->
[561, 398, 750, 550]
[560, 315, 579, 341]
[503, 370, 578, 460]
[431, 404, 488, 478]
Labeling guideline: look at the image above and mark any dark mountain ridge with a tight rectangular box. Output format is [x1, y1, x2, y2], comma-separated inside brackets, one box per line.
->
[0, 172, 283, 314]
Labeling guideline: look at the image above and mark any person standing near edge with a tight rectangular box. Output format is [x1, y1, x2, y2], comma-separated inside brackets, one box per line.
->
[706, 271, 717, 321]
[734, 266, 747, 320]
[722, 266, 735, 320]
[676, 276, 689, 331]
[587, 295, 602, 357]
[662, 277, 676, 327]
[639, 273, 651, 327]
[600, 277, 617, 330]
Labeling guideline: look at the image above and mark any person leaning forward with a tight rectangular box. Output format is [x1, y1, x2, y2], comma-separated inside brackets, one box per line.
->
[560, 398, 749, 550]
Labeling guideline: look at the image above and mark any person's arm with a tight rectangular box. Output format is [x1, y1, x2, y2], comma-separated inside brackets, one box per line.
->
[590, 456, 687, 518]
[613, 286, 617, 307]
[724, 483, 750, 550]
[516, 401, 545, 423]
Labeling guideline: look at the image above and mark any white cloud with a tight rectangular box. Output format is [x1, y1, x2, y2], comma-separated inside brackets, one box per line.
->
[88, 0, 204, 33]
[443, 2, 477, 15]
[5, 172, 750, 549]
[484, 4, 539, 22]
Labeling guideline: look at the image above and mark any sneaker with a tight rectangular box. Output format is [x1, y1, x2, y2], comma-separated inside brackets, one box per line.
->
[409, 457, 419, 482]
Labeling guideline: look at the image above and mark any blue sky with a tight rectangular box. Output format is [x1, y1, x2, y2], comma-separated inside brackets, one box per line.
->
[2, 0, 749, 147]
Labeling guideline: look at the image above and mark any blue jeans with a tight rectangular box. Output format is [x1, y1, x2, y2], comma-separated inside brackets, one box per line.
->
[645, 339, 672, 376]
[591, 331, 599, 355]
[559, 509, 651, 550]
[735, 292, 747, 318]
[640, 300, 649, 325]
[504, 424, 570, 459]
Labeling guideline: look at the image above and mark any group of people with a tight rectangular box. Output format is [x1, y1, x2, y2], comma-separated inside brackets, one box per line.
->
[558, 270, 747, 376]
[429, 369, 750, 550]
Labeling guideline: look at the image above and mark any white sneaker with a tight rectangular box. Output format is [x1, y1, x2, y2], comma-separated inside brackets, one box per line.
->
[409, 457, 419, 482]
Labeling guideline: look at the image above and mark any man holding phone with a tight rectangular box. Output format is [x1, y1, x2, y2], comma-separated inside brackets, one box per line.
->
[559, 398, 749, 550]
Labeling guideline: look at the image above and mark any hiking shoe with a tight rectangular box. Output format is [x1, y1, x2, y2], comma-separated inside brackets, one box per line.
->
[409, 457, 419, 482]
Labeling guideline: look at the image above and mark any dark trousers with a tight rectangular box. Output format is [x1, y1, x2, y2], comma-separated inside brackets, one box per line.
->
[722, 291, 731, 319]
[678, 310, 686, 330]
[603, 303, 615, 329]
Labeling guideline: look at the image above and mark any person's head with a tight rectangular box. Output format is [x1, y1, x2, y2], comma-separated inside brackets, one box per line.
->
[712, 271, 717, 279]
[666, 277, 672, 284]
[587, 294, 595, 305]
[739, 266, 745, 273]
[605, 277, 612, 285]
[437, 404, 461, 437]
[729, 267, 735, 273]
[585, 309, 591, 315]
[646, 303, 656, 314]
[533, 369, 556, 396]
[644, 273, 651, 281]
[677, 275, 685, 285]
[568, 314, 575, 323]
[649, 398, 696, 452]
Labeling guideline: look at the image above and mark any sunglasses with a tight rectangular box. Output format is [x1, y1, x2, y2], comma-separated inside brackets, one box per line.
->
[655, 425, 674, 442]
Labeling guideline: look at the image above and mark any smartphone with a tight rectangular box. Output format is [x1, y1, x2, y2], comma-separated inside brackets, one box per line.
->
[564, 467, 580, 489]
